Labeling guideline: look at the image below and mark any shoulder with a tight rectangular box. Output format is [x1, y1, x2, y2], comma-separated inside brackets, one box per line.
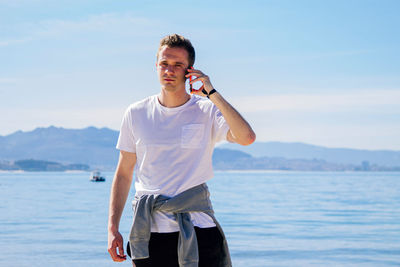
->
[126, 95, 157, 112]
[191, 95, 222, 118]
[191, 95, 215, 113]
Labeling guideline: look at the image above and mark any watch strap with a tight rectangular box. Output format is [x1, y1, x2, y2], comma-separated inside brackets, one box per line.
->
[207, 89, 217, 98]
[201, 88, 217, 99]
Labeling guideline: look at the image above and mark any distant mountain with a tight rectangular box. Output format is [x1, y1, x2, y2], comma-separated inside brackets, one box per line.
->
[1, 126, 399, 171]
[219, 142, 400, 167]
[212, 148, 253, 170]
[0, 126, 120, 169]
[0, 159, 89, 172]
[211, 152, 399, 172]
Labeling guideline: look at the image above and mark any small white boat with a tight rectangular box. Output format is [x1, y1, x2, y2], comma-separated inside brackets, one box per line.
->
[90, 171, 106, 182]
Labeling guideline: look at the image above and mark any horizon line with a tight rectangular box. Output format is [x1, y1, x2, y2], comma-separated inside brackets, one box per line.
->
[1, 125, 399, 152]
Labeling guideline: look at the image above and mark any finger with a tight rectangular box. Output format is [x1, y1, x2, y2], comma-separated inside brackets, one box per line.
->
[186, 72, 203, 78]
[108, 246, 119, 261]
[113, 253, 126, 262]
[189, 76, 206, 84]
[187, 68, 202, 73]
[190, 85, 206, 96]
[117, 241, 126, 258]
[198, 85, 205, 93]
[186, 69, 204, 76]
[108, 243, 126, 262]
[190, 88, 201, 94]
[115, 256, 126, 262]
[185, 72, 198, 78]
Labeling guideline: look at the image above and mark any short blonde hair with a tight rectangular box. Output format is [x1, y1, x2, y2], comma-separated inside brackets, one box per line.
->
[157, 34, 195, 67]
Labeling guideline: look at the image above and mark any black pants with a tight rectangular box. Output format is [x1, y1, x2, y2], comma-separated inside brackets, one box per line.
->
[127, 226, 223, 267]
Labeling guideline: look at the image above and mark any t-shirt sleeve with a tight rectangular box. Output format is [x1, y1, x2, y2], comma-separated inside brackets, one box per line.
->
[116, 107, 136, 153]
[212, 105, 230, 143]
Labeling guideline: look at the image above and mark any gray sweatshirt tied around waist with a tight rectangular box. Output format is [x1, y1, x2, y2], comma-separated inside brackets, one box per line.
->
[128, 183, 232, 267]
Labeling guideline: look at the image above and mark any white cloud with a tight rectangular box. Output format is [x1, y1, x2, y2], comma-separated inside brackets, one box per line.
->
[229, 89, 400, 113]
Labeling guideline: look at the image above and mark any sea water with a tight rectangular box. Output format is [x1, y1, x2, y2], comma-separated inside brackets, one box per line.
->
[0, 171, 399, 267]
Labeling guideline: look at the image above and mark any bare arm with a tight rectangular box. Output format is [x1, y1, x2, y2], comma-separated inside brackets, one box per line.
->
[209, 92, 255, 145]
[186, 68, 256, 146]
[107, 150, 137, 262]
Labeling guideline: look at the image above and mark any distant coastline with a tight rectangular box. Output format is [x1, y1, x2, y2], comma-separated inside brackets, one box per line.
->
[1, 126, 399, 172]
[1, 158, 399, 172]
[214, 169, 400, 173]
[0, 159, 90, 172]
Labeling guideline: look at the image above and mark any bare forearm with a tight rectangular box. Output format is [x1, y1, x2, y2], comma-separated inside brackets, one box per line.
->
[185, 68, 255, 145]
[210, 92, 256, 145]
[108, 174, 132, 231]
[108, 151, 136, 232]
[107, 151, 135, 262]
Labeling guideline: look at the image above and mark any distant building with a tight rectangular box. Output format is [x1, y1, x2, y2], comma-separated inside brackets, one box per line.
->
[361, 160, 370, 171]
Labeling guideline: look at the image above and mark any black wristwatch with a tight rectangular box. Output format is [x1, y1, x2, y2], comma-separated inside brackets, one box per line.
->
[201, 88, 217, 99]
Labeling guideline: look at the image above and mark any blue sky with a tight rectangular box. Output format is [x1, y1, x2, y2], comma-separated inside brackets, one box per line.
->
[1, 0, 399, 150]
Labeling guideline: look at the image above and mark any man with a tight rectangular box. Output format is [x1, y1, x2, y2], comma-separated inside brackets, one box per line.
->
[108, 34, 255, 267]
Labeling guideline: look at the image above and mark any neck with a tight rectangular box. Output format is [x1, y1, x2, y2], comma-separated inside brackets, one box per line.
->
[158, 87, 191, 108]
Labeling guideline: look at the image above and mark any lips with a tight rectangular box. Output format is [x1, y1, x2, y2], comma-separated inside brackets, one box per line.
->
[164, 78, 175, 82]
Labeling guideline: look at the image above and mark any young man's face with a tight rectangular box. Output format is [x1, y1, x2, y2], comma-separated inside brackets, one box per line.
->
[156, 46, 190, 92]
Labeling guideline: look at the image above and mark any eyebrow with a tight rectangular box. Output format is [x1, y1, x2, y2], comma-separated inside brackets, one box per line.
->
[159, 59, 186, 66]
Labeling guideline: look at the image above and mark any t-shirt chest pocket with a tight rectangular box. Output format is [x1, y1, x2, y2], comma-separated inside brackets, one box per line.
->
[181, 124, 205, 149]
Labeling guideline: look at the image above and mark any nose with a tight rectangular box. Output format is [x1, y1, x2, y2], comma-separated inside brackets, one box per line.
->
[165, 65, 175, 74]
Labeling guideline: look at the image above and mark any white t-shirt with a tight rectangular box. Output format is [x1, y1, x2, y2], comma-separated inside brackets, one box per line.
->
[116, 94, 230, 232]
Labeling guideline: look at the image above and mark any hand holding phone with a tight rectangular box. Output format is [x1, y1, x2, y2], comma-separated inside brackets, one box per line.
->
[186, 67, 215, 98]
[186, 66, 194, 92]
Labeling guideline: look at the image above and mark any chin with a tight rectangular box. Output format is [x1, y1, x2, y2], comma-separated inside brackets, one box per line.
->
[162, 84, 179, 92]
[162, 82, 185, 92]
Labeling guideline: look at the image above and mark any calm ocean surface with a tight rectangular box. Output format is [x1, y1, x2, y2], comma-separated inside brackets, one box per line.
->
[0, 171, 399, 267]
